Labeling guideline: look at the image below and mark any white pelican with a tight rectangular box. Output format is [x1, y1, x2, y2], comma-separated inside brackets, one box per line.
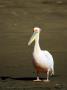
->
[28, 27, 54, 82]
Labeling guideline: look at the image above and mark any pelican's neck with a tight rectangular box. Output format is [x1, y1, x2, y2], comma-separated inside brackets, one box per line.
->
[34, 33, 41, 53]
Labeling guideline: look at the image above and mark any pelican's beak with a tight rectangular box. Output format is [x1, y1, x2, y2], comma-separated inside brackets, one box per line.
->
[28, 31, 37, 46]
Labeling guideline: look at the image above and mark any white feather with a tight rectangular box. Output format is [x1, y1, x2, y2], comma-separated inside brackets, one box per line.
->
[33, 50, 54, 70]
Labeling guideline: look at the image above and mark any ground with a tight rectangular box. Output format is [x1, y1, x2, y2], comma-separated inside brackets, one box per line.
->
[0, 0, 67, 90]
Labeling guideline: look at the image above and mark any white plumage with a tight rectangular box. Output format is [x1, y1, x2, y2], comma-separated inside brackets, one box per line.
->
[28, 27, 54, 82]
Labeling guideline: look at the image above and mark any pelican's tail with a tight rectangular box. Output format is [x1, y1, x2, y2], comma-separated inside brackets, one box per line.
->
[50, 68, 54, 76]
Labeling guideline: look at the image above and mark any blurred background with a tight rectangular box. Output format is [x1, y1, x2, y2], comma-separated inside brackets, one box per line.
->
[0, 0, 67, 89]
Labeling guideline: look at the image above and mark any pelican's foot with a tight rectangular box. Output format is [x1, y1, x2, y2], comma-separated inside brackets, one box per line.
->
[43, 79, 50, 82]
[33, 77, 41, 82]
[33, 79, 41, 82]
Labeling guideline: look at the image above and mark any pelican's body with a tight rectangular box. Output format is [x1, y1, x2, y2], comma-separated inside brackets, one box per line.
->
[28, 27, 54, 82]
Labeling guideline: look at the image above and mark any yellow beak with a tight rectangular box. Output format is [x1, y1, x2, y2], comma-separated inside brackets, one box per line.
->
[28, 32, 37, 46]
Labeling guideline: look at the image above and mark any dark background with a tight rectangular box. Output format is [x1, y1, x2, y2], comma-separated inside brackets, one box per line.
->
[0, 0, 67, 89]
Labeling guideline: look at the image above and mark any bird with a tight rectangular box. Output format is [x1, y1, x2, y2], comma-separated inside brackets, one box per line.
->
[28, 27, 54, 82]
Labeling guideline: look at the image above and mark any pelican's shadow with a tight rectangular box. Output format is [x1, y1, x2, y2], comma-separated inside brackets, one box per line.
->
[0, 74, 60, 81]
[0, 76, 36, 81]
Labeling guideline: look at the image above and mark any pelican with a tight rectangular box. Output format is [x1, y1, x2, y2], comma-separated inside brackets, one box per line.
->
[28, 27, 54, 82]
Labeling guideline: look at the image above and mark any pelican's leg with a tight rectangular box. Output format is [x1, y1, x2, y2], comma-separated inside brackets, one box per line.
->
[43, 70, 50, 82]
[33, 71, 41, 81]
[46, 70, 50, 81]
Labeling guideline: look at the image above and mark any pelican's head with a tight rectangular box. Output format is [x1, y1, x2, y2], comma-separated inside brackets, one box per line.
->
[28, 27, 41, 46]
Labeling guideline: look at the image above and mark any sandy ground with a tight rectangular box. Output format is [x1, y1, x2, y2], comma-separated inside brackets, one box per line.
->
[0, 0, 67, 90]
